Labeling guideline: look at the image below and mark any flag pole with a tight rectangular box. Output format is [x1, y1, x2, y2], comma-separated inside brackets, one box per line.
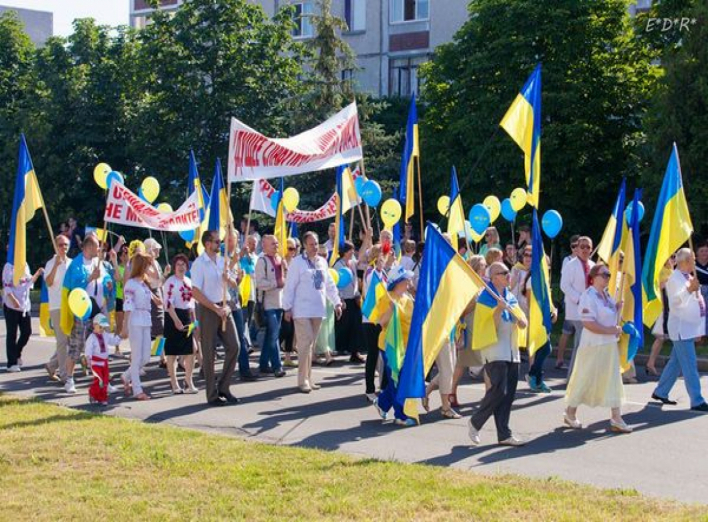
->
[416, 156, 424, 239]
[40, 198, 59, 257]
[688, 236, 700, 295]
[358, 159, 372, 231]
[222, 176, 232, 332]
[348, 207, 355, 241]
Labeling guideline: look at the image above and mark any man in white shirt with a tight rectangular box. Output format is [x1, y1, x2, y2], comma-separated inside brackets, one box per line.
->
[652, 248, 708, 412]
[283, 231, 342, 393]
[44, 235, 72, 381]
[555, 234, 580, 369]
[191, 229, 241, 407]
[560, 235, 595, 378]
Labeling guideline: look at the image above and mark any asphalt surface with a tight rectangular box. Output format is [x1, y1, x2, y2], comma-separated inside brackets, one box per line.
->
[2, 319, 707, 505]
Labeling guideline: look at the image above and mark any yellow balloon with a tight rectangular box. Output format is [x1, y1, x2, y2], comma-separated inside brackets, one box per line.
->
[141, 176, 160, 203]
[380, 198, 402, 228]
[157, 203, 173, 213]
[329, 268, 340, 286]
[471, 230, 484, 243]
[282, 187, 300, 212]
[68, 288, 91, 318]
[93, 163, 111, 190]
[483, 195, 501, 223]
[510, 187, 527, 212]
[437, 195, 450, 216]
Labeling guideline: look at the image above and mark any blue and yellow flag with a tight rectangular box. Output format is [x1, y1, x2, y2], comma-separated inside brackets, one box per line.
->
[274, 178, 288, 258]
[362, 270, 387, 323]
[39, 278, 54, 337]
[501, 64, 542, 208]
[188, 150, 208, 221]
[330, 165, 348, 267]
[399, 95, 420, 221]
[525, 209, 553, 356]
[341, 166, 360, 213]
[447, 166, 465, 251]
[619, 189, 644, 370]
[396, 224, 485, 422]
[385, 305, 405, 385]
[596, 179, 627, 294]
[8, 134, 45, 284]
[642, 144, 693, 326]
[205, 158, 231, 239]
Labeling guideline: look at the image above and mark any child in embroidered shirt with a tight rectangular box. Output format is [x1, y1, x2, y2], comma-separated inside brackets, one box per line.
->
[86, 314, 121, 406]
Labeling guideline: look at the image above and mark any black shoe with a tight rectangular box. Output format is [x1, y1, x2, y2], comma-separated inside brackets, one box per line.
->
[219, 392, 240, 404]
[240, 373, 258, 382]
[274, 369, 286, 378]
[260, 367, 275, 374]
[248, 348, 255, 355]
[691, 403, 708, 412]
[652, 393, 677, 405]
[208, 397, 227, 407]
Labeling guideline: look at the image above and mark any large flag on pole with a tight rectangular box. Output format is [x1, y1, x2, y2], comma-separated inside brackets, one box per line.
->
[447, 166, 465, 251]
[330, 165, 348, 267]
[500, 64, 542, 208]
[596, 178, 627, 294]
[619, 189, 644, 370]
[399, 94, 420, 222]
[396, 225, 485, 423]
[642, 144, 694, 326]
[188, 150, 208, 221]
[525, 209, 553, 356]
[8, 134, 45, 284]
[205, 158, 230, 238]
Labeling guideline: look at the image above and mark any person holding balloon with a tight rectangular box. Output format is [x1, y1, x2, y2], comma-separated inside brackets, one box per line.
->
[333, 241, 366, 364]
[43, 235, 73, 380]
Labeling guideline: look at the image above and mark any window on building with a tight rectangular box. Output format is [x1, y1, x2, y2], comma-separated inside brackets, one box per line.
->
[345, 0, 366, 32]
[390, 0, 429, 23]
[389, 56, 427, 97]
[292, 2, 314, 38]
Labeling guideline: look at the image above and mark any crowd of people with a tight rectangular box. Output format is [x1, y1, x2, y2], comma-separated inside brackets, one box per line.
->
[3, 219, 708, 445]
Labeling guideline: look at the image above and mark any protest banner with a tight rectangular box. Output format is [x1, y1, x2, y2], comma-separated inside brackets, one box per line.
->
[104, 183, 200, 231]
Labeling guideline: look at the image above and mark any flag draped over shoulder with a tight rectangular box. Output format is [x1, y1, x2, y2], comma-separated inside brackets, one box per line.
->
[399, 94, 419, 222]
[8, 134, 45, 284]
[642, 144, 693, 326]
[205, 159, 231, 239]
[385, 305, 405, 385]
[619, 189, 644, 370]
[362, 270, 387, 323]
[330, 165, 348, 267]
[596, 179, 626, 294]
[274, 178, 288, 258]
[500, 64, 542, 208]
[396, 225, 485, 423]
[525, 210, 553, 356]
[447, 166, 465, 251]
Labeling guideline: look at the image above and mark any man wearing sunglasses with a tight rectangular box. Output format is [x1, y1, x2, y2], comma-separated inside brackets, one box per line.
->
[560, 236, 595, 378]
[556, 235, 581, 369]
[44, 235, 73, 382]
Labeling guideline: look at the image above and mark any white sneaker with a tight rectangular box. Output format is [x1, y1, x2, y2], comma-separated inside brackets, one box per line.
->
[468, 420, 481, 445]
[373, 398, 388, 420]
[365, 393, 377, 403]
[65, 378, 77, 394]
[17, 358, 23, 368]
[499, 436, 527, 447]
[7, 365, 21, 373]
[107, 384, 118, 394]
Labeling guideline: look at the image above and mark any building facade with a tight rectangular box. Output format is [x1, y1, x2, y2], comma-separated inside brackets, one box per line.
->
[0, 5, 52, 46]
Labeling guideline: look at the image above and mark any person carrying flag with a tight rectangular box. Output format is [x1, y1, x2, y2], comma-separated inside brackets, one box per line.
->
[44, 235, 72, 381]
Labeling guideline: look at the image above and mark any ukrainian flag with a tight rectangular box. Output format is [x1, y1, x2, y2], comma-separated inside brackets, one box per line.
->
[596, 179, 627, 294]
[619, 189, 644, 370]
[341, 166, 360, 213]
[399, 94, 420, 222]
[7, 134, 45, 285]
[642, 144, 693, 326]
[330, 165, 348, 267]
[396, 225, 485, 422]
[500, 64, 542, 208]
[385, 304, 405, 384]
[362, 270, 386, 323]
[523, 210, 553, 356]
[447, 166, 465, 251]
[274, 178, 288, 258]
[188, 150, 210, 224]
[39, 279, 54, 337]
[205, 158, 231, 239]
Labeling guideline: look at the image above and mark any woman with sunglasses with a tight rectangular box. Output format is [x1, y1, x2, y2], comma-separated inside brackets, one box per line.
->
[479, 227, 502, 257]
[563, 264, 631, 433]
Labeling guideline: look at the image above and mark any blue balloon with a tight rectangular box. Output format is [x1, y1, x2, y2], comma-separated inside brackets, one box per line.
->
[624, 200, 645, 224]
[138, 187, 149, 203]
[179, 229, 196, 242]
[106, 170, 124, 188]
[271, 191, 282, 212]
[337, 268, 353, 289]
[354, 176, 366, 195]
[360, 180, 382, 207]
[240, 256, 255, 275]
[501, 198, 517, 222]
[542, 210, 563, 239]
[468, 204, 491, 235]
[622, 321, 639, 337]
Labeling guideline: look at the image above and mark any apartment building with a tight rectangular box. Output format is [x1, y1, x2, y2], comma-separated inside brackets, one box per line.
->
[0, 5, 52, 46]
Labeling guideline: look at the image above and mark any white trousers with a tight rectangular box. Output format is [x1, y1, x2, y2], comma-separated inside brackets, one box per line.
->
[122, 324, 151, 396]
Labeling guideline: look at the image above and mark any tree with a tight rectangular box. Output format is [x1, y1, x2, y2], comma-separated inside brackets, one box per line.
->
[421, 0, 658, 244]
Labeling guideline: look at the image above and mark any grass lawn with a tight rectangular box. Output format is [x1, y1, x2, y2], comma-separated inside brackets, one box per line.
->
[0, 396, 706, 521]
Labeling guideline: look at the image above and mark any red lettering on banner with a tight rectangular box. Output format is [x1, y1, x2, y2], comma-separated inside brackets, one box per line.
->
[105, 202, 123, 219]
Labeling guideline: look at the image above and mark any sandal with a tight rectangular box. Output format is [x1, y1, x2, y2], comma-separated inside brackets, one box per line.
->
[121, 375, 132, 397]
[134, 392, 151, 401]
[441, 408, 462, 419]
[421, 396, 430, 412]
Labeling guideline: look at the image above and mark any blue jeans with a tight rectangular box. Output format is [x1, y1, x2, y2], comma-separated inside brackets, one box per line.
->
[655, 339, 706, 408]
[232, 308, 251, 376]
[260, 309, 283, 372]
[529, 342, 551, 382]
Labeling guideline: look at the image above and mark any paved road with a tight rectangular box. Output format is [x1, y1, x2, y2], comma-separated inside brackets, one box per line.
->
[2, 319, 708, 504]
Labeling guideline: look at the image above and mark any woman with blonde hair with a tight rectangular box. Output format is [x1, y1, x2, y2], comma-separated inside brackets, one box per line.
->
[479, 227, 502, 256]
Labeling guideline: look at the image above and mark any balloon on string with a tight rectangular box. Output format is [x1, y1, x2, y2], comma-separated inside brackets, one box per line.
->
[329, 268, 340, 286]
[93, 163, 111, 189]
[157, 203, 173, 213]
[360, 180, 382, 207]
[141, 176, 160, 203]
[380, 198, 402, 229]
[510, 187, 527, 212]
[624, 200, 645, 224]
[468, 204, 491, 235]
[179, 229, 195, 242]
[106, 170, 124, 189]
[270, 190, 282, 212]
[501, 198, 517, 222]
[354, 176, 366, 195]
[282, 187, 300, 212]
[68, 288, 92, 320]
[483, 195, 501, 223]
[337, 268, 353, 289]
[437, 195, 450, 216]
[542, 210, 563, 239]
